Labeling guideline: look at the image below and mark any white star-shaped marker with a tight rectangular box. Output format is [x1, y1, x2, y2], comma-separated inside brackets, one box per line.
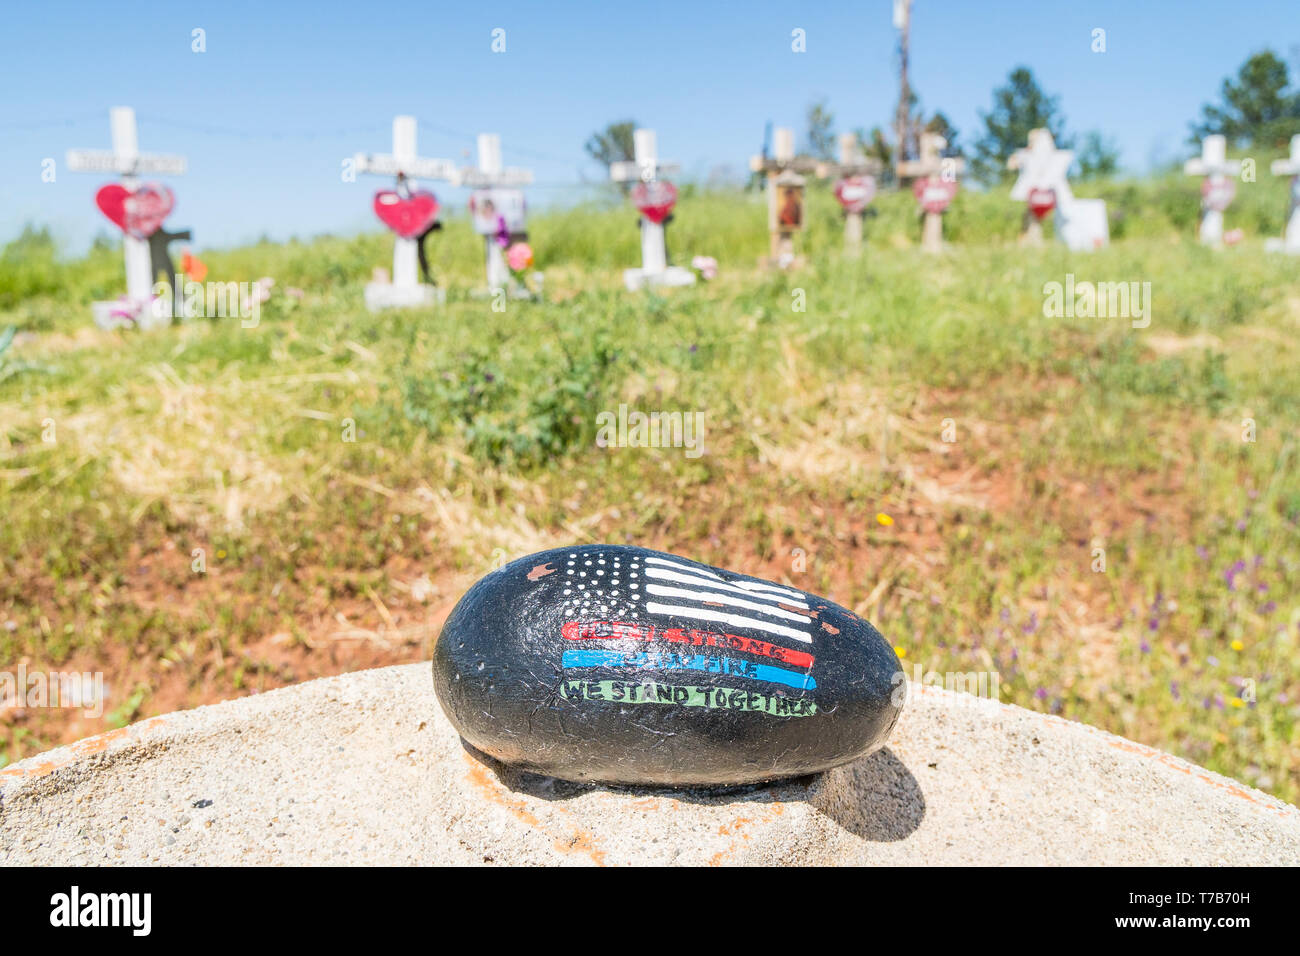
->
[1009, 129, 1075, 205]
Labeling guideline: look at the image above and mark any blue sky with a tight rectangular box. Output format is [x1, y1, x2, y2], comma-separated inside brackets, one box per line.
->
[2, 0, 1297, 250]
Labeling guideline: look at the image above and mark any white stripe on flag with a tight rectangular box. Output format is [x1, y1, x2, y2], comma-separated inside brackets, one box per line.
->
[643, 567, 809, 609]
[644, 601, 813, 644]
[644, 583, 813, 626]
[643, 556, 807, 602]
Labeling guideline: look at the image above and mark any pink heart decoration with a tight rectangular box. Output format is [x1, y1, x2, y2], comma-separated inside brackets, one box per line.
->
[913, 177, 958, 215]
[1201, 177, 1236, 213]
[373, 189, 440, 239]
[1028, 187, 1056, 220]
[96, 183, 175, 238]
[632, 180, 677, 224]
[835, 175, 877, 213]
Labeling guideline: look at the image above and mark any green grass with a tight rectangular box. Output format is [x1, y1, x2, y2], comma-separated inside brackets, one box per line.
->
[1, 174, 1297, 800]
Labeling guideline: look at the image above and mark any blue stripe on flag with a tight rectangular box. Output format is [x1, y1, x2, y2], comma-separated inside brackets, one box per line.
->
[561, 648, 815, 690]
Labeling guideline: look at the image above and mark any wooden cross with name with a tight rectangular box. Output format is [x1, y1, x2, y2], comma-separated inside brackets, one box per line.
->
[458, 133, 533, 294]
[67, 107, 187, 311]
[1184, 135, 1242, 246]
[352, 115, 458, 308]
[1270, 134, 1300, 254]
[816, 133, 883, 250]
[750, 127, 818, 266]
[897, 131, 963, 253]
[609, 128, 695, 289]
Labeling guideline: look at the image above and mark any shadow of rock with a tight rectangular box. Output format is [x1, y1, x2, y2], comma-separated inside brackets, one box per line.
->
[804, 748, 925, 842]
[460, 738, 925, 842]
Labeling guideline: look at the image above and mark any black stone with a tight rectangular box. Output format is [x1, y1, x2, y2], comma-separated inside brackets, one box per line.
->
[432, 545, 904, 787]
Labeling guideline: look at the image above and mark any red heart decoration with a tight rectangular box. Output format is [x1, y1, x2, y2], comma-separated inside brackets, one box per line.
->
[373, 189, 440, 239]
[913, 176, 958, 214]
[835, 175, 877, 213]
[96, 183, 175, 238]
[1028, 187, 1056, 220]
[631, 180, 677, 225]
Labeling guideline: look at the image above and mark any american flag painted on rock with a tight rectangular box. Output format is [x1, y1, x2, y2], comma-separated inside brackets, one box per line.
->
[556, 548, 820, 701]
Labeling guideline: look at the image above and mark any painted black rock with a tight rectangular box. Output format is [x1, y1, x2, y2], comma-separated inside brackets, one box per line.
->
[432, 545, 904, 787]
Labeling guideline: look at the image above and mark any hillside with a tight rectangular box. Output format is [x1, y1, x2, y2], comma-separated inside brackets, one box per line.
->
[1, 174, 1297, 803]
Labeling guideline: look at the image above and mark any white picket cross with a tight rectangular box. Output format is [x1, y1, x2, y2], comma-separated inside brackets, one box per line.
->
[67, 107, 186, 306]
[816, 132, 882, 249]
[897, 132, 963, 253]
[1185, 135, 1242, 245]
[458, 134, 533, 293]
[1269, 135, 1300, 254]
[353, 115, 457, 307]
[610, 129, 694, 289]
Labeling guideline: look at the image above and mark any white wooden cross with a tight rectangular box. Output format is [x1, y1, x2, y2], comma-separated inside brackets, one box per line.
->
[458, 134, 533, 293]
[897, 131, 963, 253]
[353, 115, 457, 308]
[1269, 134, 1300, 254]
[816, 132, 883, 250]
[1184, 135, 1242, 245]
[609, 129, 695, 289]
[749, 127, 818, 265]
[67, 107, 186, 307]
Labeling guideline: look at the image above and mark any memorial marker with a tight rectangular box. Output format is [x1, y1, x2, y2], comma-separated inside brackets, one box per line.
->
[1008, 128, 1072, 245]
[1267, 134, 1300, 254]
[1008, 128, 1109, 251]
[460, 133, 534, 297]
[897, 131, 962, 253]
[67, 106, 188, 329]
[750, 127, 818, 268]
[352, 115, 456, 309]
[1184, 135, 1242, 246]
[610, 129, 695, 290]
[816, 133, 882, 252]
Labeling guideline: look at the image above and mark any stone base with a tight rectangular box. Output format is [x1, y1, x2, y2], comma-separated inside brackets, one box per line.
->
[623, 265, 697, 291]
[759, 254, 806, 271]
[4, 663, 1297, 865]
[363, 283, 444, 312]
[469, 284, 535, 302]
[91, 299, 171, 332]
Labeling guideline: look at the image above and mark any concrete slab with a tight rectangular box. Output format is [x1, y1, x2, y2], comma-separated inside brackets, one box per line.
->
[2, 664, 1296, 865]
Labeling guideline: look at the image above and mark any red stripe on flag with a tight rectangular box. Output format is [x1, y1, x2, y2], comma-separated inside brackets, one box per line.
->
[562, 620, 814, 669]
